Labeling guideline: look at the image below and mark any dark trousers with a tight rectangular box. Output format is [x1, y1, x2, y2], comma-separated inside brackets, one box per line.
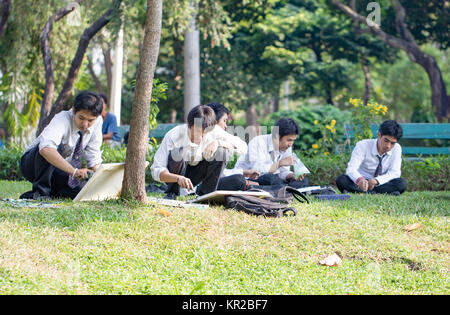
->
[336, 174, 407, 194]
[166, 147, 227, 196]
[19, 145, 82, 199]
[256, 173, 310, 189]
[217, 174, 247, 191]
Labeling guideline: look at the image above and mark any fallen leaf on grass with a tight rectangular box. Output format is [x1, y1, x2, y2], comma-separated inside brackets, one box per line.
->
[157, 209, 172, 217]
[404, 223, 421, 232]
[319, 254, 342, 267]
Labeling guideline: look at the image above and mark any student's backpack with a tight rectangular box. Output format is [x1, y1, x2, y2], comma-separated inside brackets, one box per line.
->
[223, 186, 309, 217]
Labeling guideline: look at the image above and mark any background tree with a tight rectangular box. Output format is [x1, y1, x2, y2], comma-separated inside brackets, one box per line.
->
[331, 0, 449, 121]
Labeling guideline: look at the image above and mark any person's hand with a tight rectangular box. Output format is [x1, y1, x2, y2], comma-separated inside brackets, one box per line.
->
[285, 173, 295, 182]
[368, 178, 378, 191]
[177, 176, 194, 191]
[357, 178, 369, 192]
[246, 180, 259, 187]
[75, 168, 91, 180]
[296, 174, 305, 181]
[203, 140, 218, 160]
[278, 156, 295, 167]
[243, 169, 260, 179]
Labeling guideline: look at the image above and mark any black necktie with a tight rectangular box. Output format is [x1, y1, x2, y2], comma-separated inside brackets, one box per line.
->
[68, 131, 83, 188]
[374, 155, 385, 177]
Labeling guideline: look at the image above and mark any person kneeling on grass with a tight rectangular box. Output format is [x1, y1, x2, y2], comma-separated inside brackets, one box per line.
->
[205, 102, 259, 191]
[336, 120, 407, 196]
[150, 105, 247, 199]
[19, 91, 103, 200]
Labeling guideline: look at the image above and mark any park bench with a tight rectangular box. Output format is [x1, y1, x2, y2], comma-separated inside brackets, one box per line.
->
[345, 123, 450, 156]
[117, 123, 180, 142]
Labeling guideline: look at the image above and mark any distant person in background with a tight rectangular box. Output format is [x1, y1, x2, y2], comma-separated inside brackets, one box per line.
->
[0, 128, 5, 149]
[100, 93, 121, 147]
[336, 120, 406, 196]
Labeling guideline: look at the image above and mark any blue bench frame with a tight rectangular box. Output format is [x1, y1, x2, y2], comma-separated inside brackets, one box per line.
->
[345, 123, 450, 155]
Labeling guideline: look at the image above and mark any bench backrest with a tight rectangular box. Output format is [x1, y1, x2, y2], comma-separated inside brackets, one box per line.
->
[346, 123, 450, 155]
[117, 123, 180, 141]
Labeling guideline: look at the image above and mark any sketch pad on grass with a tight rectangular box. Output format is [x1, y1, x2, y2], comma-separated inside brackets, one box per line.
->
[74, 162, 149, 202]
[190, 190, 272, 204]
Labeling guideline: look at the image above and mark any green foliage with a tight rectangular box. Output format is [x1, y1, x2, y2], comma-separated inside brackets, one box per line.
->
[260, 105, 351, 155]
[347, 98, 388, 144]
[129, 78, 167, 130]
[0, 144, 24, 181]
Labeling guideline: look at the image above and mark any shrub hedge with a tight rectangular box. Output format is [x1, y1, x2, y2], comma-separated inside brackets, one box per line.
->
[1, 145, 448, 192]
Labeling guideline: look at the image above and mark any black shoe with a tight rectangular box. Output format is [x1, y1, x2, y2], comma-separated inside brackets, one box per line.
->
[19, 190, 35, 199]
[163, 192, 177, 200]
[389, 191, 401, 196]
[19, 190, 51, 200]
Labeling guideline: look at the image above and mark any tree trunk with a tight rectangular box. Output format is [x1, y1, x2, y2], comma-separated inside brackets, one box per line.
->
[183, 1, 201, 121]
[37, 0, 83, 136]
[0, 0, 11, 40]
[332, 0, 448, 121]
[122, 0, 162, 202]
[37, 0, 122, 135]
[169, 109, 177, 123]
[361, 56, 372, 105]
[246, 104, 259, 142]
[87, 56, 106, 95]
[283, 79, 289, 110]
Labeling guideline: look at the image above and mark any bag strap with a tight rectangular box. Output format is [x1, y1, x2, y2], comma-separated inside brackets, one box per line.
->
[285, 186, 310, 204]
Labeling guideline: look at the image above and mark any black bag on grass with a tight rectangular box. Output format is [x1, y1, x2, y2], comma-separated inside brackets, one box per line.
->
[224, 187, 309, 217]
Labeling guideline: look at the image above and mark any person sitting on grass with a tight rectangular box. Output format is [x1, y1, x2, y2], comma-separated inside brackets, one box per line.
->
[336, 120, 407, 196]
[205, 102, 259, 191]
[99, 93, 121, 148]
[234, 118, 309, 189]
[150, 105, 247, 199]
[19, 91, 104, 200]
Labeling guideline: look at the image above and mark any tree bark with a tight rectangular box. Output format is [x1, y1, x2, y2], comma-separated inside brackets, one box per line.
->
[0, 0, 11, 40]
[122, 0, 162, 202]
[361, 56, 372, 105]
[37, 0, 123, 135]
[87, 56, 106, 95]
[37, 0, 83, 136]
[183, 1, 201, 121]
[332, 0, 448, 121]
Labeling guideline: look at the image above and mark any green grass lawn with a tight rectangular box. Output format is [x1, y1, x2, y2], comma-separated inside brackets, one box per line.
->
[0, 180, 448, 295]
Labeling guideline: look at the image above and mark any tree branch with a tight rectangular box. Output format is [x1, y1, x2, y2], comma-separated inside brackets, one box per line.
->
[0, 0, 11, 40]
[38, 0, 123, 135]
[38, 0, 83, 134]
[331, 0, 410, 52]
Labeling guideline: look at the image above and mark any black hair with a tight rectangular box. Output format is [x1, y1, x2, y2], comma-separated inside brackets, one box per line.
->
[205, 102, 230, 121]
[273, 118, 300, 139]
[73, 91, 103, 116]
[99, 93, 108, 105]
[379, 120, 403, 141]
[187, 105, 217, 129]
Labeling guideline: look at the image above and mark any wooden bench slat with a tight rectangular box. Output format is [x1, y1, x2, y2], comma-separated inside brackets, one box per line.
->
[401, 147, 450, 155]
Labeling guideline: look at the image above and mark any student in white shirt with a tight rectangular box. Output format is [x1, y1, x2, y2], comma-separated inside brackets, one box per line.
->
[235, 118, 309, 188]
[150, 105, 247, 198]
[19, 91, 104, 200]
[336, 120, 407, 195]
[205, 102, 259, 191]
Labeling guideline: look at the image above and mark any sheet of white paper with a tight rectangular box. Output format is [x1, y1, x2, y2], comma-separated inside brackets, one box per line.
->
[74, 162, 148, 202]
